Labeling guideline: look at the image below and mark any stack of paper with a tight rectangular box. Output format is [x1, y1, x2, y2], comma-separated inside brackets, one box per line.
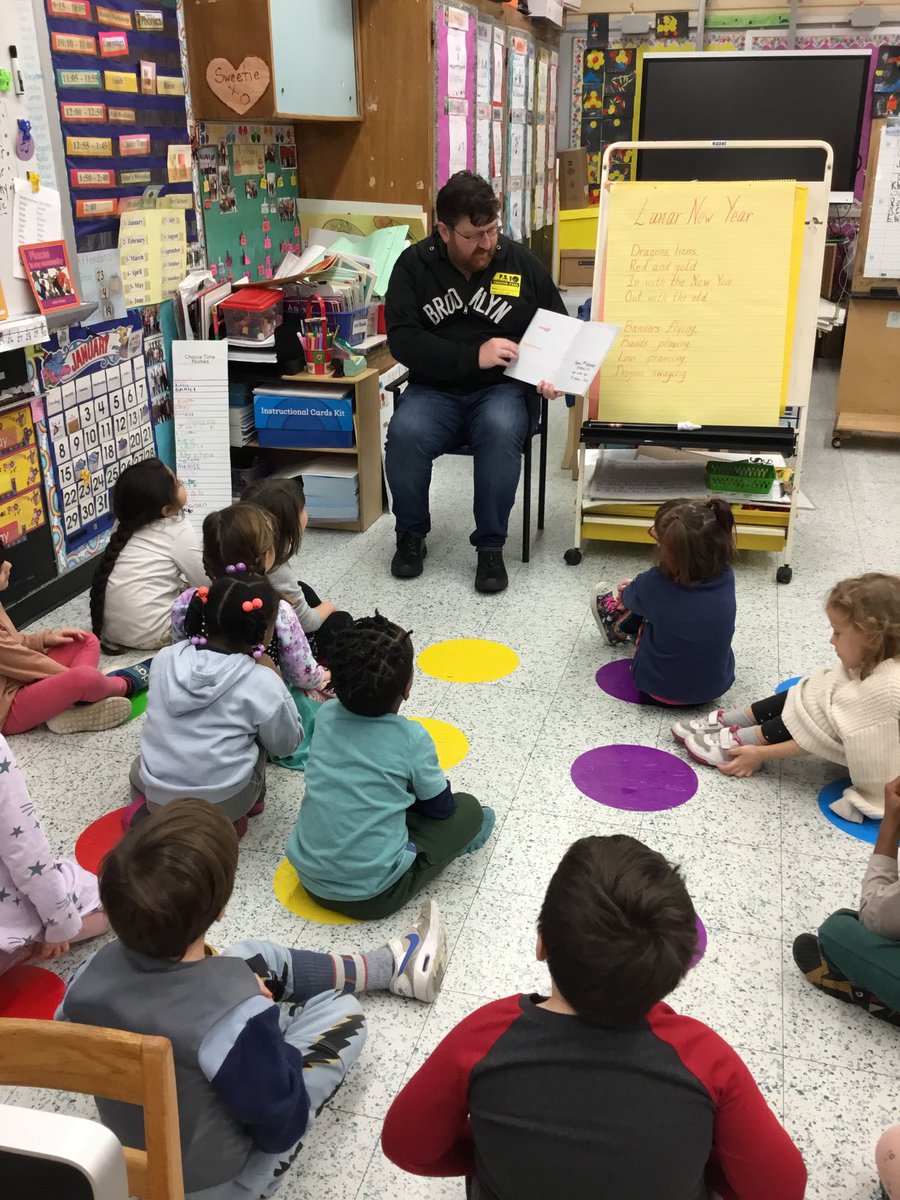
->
[817, 297, 846, 333]
[228, 333, 277, 365]
[228, 381, 256, 447]
[328, 226, 409, 297]
[294, 456, 359, 523]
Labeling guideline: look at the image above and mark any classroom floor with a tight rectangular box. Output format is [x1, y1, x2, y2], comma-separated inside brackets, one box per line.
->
[3, 360, 899, 1200]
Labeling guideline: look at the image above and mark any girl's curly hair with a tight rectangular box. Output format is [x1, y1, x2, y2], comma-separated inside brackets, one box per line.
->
[827, 573, 900, 679]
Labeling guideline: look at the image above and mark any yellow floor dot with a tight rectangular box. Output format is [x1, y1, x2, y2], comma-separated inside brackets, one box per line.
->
[408, 716, 470, 770]
[273, 859, 359, 925]
[417, 638, 519, 684]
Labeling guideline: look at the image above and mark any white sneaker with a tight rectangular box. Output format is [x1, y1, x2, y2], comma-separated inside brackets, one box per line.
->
[46, 695, 132, 734]
[684, 726, 742, 767]
[388, 899, 447, 1003]
[671, 709, 726, 743]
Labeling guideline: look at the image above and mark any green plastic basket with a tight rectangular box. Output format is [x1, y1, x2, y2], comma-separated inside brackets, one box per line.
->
[705, 459, 776, 496]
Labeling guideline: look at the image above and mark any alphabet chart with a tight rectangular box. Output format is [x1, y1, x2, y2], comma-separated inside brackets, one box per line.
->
[38, 312, 156, 550]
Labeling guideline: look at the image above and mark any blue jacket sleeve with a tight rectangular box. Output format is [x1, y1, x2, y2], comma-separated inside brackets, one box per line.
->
[621, 568, 659, 618]
[199, 995, 310, 1154]
[410, 780, 455, 820]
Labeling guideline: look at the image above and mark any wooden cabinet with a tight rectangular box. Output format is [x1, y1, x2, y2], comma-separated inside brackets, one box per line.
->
[184, 0, 360, 122]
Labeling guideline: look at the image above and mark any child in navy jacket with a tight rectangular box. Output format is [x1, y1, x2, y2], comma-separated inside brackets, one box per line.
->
[591, 497, 737, 706]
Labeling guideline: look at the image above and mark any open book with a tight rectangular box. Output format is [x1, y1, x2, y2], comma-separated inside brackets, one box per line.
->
[504, 308, 620, 396]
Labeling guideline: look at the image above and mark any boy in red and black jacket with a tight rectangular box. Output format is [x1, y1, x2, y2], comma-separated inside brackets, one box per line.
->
[382, 834, 806, 1200]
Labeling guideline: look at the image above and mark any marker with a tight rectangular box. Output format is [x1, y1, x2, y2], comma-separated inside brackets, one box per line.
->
[9, 45, 23, 95]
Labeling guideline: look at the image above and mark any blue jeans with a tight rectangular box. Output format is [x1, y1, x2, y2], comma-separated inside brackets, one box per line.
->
[385, 381, 534, 552]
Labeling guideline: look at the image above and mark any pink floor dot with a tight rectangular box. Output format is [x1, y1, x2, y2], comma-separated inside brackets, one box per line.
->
[570, 744, 698, 812]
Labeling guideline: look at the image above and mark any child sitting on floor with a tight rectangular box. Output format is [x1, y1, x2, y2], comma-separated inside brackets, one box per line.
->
[132, 576, 301, 836]
[0, 558, 149, 736]
[0, 733, 108, 975]
[382, 833, 806, 1200]
[678, 572, 900, 822]
[287, 614, 494, 920]
[172, 502, 328, 694]
[58, 799, 447, 1200]
[89, 458, 208, 652]
[241, 475, 353, 664]
[591, 497, 736, 706]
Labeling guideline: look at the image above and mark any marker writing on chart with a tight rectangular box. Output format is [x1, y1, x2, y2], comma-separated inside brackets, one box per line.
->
[9, 46, 24, 96]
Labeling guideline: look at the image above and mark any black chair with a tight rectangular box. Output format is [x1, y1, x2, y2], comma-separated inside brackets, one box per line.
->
[384, 372, 548, 563]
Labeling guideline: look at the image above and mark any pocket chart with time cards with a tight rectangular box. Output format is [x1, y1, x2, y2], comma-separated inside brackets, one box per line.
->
[39, 313, 157, 550]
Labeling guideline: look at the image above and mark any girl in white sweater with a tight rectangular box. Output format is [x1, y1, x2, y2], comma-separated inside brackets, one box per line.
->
[90, 458, 209, 651]
[675, 573, 900, 822]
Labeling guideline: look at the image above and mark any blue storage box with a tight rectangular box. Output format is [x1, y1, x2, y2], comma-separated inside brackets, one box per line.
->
[328, 307, 369, 346]
[253, 387, 354, 449]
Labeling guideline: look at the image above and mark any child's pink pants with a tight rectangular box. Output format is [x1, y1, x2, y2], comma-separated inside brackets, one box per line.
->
[2, 634, 127, 735]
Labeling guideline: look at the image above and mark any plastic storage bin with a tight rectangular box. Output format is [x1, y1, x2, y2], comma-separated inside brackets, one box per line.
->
[328, 306, 369, 346]
[705, 460, 776, 495]
[253, 387, 354, 449]
[218, 288, 284, 341]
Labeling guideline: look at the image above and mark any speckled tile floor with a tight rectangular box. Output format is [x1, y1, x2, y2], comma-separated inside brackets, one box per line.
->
[4, 361, 900, 1199]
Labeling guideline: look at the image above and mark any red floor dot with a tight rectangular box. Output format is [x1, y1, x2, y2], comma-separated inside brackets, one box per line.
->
[0, 964, 65, 1019]
[75, 807, 129, 876]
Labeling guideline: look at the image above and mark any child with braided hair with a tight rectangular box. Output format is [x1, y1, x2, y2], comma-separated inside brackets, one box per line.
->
[171, 502, 328, 694]
[130, 575, 302, 836]
[287, 614, 494, 919]
[89, 458, 207, 652]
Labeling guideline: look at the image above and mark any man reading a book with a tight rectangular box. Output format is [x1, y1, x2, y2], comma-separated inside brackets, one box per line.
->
[385, 171, 565, 595]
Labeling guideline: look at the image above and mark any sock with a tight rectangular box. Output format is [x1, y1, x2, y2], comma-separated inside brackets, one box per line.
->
[721, 706, 754, 728]
[733, 726, 763, 746]
[327, 947, 394, 995]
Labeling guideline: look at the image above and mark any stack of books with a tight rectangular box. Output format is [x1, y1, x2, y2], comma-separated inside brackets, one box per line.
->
[293, 456, 359, 523]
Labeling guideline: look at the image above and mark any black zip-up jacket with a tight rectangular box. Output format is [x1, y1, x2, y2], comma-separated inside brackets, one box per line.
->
[385, 233, 566, 394]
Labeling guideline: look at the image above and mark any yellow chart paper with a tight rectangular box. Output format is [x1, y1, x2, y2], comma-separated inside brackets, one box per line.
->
[599, 181, 799, 426]
[119, 210, 187, 306]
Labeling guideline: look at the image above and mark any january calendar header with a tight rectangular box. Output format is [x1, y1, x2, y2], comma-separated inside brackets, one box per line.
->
[40, 325, 142, 389]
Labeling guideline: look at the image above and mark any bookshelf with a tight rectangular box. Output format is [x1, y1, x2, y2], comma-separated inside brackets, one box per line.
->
[230, 367, 385, 533]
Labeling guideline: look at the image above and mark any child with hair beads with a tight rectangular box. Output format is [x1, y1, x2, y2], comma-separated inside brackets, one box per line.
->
[241, 475, 353, 663]
[132, 576, 301, 836]
[0, 558, 149, 736]
[172, 502, 328, 694]
[591, 497, 737, 706]
[90, 458, 207, 652]
[287, 614, 494, 920]
[0, 732, 108, 974]
[679, 573, 900, 822]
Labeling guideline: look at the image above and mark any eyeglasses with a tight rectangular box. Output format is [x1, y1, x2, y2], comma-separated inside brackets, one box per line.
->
[451, 222, 502, 245]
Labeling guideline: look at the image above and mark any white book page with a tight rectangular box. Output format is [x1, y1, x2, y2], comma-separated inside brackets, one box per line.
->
[505, 308, 620, 394]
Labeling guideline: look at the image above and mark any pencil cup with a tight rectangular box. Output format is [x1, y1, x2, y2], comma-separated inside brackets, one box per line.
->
[303, 343, 333, 376]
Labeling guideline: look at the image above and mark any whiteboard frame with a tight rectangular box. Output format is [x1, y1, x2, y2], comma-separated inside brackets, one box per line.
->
[577, 138, 833, 574]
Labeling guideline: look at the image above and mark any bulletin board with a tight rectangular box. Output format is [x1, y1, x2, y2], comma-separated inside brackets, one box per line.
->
[45, 0, 196, 253]
[37, 311, 156, 552]
[194, 121, 300, 282]
[1, 0, 66, 317]
[435, 4, 477, 189]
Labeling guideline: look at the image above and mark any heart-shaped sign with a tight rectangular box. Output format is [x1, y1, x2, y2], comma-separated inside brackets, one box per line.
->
[206, 56, 270, 115]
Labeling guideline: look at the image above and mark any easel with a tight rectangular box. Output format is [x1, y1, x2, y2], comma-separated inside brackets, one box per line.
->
[833, 119, 900, 447]
[565, 138, 832, 584]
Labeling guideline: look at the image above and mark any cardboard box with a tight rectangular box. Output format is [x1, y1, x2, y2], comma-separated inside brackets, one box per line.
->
[559, 206, 599, 250]
[558, 148, 589, 211]
[559, 249, 595, 287]
[528, 0, 564, 24]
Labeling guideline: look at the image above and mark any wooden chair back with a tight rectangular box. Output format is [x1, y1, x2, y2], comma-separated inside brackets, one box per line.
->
[0, 1019, 184, 1200]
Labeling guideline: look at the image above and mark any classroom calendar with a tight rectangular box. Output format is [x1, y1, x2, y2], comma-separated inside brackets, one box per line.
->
[38, 313, 156, 550]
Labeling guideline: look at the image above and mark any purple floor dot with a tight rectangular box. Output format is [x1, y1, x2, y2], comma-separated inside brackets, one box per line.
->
[570, 744, 698, 812]
[689, 916, 707, 970]
[595, 658, 642, 704]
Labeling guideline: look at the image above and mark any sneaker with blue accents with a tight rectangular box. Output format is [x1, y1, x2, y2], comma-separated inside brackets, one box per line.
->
[388, 899, 447, 1003]
[106, 657, 153, 698]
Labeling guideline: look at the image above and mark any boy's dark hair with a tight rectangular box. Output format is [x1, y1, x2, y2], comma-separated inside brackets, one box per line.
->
[436, 171, 500, 229]
[241, 476, 306, 567]
[99, 798, 238, 960]
[202, 502, 275, 579]
[329, 612, 413, 716]
[653, 496, 735, 586]
[183, 574, 278, 653]
[90, 458, 181, 636]
[538, 835, 697, 1028]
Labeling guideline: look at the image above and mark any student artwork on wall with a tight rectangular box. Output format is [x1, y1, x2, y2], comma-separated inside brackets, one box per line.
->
[581, 47, 636, 199]
[46, 0, 196, 256]
[0, 402, 58, 609]
[36, 312, 156, 553]
[435, 4, 477, 189]
[194, 122, 300, 282]
[873, 45, 900, 118]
